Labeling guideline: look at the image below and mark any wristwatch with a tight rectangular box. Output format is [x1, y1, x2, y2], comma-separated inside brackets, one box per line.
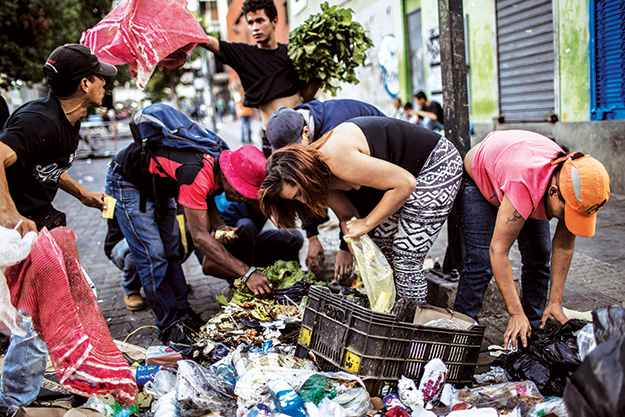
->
[241, 267, 256, 284]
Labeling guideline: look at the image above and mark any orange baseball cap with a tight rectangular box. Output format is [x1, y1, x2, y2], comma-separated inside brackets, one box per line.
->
[558, 155, 610, 237]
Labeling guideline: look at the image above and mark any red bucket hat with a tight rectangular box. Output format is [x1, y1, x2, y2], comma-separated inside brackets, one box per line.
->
[220, 145, 267, 199]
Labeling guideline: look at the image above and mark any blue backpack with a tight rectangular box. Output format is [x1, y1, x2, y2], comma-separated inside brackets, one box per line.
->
[129, 103, 229, 211]
[130, 103, 229, 158]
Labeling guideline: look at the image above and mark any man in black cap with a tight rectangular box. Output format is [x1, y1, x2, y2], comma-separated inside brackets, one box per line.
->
[0, 43, 116, 414]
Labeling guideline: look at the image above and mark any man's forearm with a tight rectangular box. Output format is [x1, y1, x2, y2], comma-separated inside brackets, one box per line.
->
[0, 164, 20, 220]
[195, 231, 249, 278]
[491, 251, 524, 316]
[548, 222, 576, 303]
[58, 172, 86, 201]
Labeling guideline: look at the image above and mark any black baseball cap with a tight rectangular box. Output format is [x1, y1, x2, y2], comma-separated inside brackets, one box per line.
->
[266, 107, 305, 152]
[43, 44, 117, 85]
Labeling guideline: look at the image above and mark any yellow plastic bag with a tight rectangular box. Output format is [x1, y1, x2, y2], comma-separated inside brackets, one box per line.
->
[344, 233, 396, 313]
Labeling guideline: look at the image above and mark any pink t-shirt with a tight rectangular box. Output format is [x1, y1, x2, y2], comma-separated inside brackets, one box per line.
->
[472, 130, 563, 220]
[149, 154, 220, 210]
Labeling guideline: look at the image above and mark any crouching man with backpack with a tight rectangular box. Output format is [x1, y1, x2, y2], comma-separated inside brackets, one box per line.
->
[106, 140, 274, 344]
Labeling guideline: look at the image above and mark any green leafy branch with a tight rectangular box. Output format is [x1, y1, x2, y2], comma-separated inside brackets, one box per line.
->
[288, 1, 373, 96]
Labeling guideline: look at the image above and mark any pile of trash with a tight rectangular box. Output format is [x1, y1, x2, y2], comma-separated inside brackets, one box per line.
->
[141, 344, 371, 417]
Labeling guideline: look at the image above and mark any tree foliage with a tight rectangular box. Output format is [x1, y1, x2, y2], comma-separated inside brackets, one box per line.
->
[288, 2, 373, 96]
[0, 0, 112, 87]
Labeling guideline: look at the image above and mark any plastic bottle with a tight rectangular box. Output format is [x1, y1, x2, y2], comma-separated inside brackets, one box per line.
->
[267, 377, 307, 417]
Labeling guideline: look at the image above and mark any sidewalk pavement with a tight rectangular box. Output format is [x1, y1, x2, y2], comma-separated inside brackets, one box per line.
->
[54, 115, 625, 360]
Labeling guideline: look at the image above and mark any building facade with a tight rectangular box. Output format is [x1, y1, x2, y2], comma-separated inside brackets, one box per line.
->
[289, 0, 625, 192]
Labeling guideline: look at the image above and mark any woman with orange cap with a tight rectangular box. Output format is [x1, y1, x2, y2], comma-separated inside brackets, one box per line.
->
[453, 130, 610, 350]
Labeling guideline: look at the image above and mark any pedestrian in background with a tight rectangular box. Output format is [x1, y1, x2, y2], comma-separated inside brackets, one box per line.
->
[453, 130, 610, 350]
[237, 98, 254, 144]
[412, 90, 444, 131]
[390, 97, 403, 119]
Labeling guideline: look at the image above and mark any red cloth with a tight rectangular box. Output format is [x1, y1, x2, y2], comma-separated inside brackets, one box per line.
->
[80, 0, 209, 88]
[6, 228, 137, 406]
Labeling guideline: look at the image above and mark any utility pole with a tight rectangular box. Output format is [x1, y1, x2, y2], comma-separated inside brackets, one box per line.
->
[438, 0, 470, 274]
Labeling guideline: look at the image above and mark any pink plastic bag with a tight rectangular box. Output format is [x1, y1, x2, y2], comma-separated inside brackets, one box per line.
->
[81, 0, 209, 88]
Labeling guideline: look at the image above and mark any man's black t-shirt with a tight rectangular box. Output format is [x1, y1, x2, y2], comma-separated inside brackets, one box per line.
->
[422, 100, 444, 125]
[0, 93, 80, 219]
[217, 41, 301, 108]
[0, 96, 9, 128]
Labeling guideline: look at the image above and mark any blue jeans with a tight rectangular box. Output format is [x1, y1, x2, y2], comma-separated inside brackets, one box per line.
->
[196, 201, 303, 268]
[105, 166, 188, 330]
[420, 118, 445, 132]
[241, 115, 252, 143]
[453, 176, 551, 328]
[110, 239, 141, 296]
[0, 315, 48, 412]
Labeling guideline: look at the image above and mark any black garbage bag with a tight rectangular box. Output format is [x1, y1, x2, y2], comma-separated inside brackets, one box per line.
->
[275, 281, 310, 304]
[563, 335, 625, 417]
[493, 319, 587, 396]
[592, 306, 625, 345]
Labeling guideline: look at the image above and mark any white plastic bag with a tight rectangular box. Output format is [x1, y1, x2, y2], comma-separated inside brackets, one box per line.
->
[0, 226, 37, 337]
[344, 232, 395, 313]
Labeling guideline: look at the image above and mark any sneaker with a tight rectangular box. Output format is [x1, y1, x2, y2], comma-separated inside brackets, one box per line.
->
[124, 294, 146, 311]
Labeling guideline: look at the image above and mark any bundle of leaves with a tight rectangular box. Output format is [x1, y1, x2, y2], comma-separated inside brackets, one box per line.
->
[288, 1, 373, 96]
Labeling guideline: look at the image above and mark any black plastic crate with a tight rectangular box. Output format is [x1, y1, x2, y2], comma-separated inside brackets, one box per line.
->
[296, 286, 485, 396]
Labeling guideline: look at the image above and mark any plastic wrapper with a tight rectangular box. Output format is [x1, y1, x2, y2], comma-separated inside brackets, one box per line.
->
[575, 323, 596, 361]
[527, 397, 568, 417]
[446, 408, 498, 416]
[383, 394, 406, 410]
[438, 384, 461, 408]
[299, 374, 338, 404]
[176, 359, 236, 417]
[422, 319, 462, 330]
[411, 406, 436, 417]
[233, 351, 317, 379]
[210, 347, 237, 386]
[332, 387, 371, 417]
[144, 367, 177, 399]
[0, 226, 36, 337]
[493, 319, 586, 396]
[418, 359, 448, 403]
[267, 377, 307, 417]
[563, 335, 625, 417]
[398, 376, 424, 410]
[591, 306, 625, 344]
[145, 345, 183, 367]
[150, 389, 178, 417]
[458, 381, 544, 415]
[318, 397, 349, 417]
[386, 406, 410, 417]
[344, 232, 395, 313]
[473, 366, 508, 385]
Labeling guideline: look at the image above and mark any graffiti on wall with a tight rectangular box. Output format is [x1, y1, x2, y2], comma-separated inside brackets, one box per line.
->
[427, 27, 440, 66]
[377, 34, 400, 97]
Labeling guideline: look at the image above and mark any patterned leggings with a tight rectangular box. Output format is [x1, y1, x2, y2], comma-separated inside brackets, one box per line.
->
[371, 137, 463, 302]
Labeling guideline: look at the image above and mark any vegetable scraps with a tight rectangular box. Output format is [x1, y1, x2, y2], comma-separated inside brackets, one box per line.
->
[216, 260, 330, 305]
[288, 1, 373, 96]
